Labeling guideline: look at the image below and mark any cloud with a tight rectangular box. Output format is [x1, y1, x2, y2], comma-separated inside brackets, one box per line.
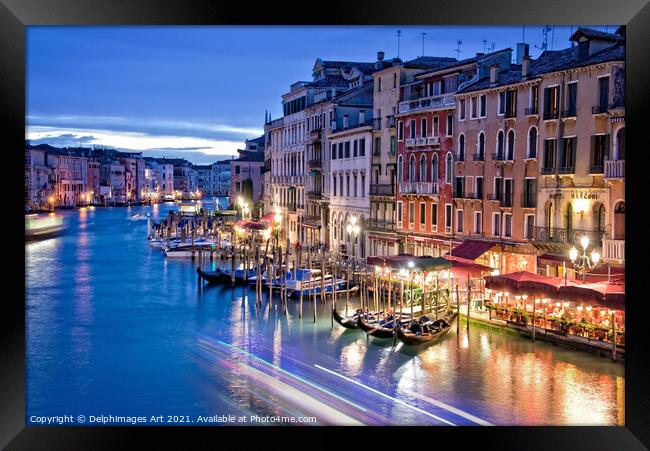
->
[29, 133, 98, 147]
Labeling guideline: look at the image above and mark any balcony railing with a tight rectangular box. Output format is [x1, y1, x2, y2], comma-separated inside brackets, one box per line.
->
[367, 219, 396, 231]
[487, 193, 502, 202]
[427, 136, 440, 145]
[561, 108, 577, 118]
[543, 111, 559, 120]
[454, 190, 481, 199]
[557, 166, 575, 174]
[521, 193, 537, 208]
[472, 153, 485, 161]
[504, 109, 517, 119]
[370, 184, 395, 196]
[602, 238, 625, 262]
[592, 104, 608, 114]
[529, 226, 605, 247]
[398, 94, 455, 114]
[604, 159, 624, 179]
[501, 196, 513, 208]
[399, 182, 438, 195]
[541, 167, 555, 175]
[405, 138, 416, 147]
[524, 107, 539, 116]
[589, 165, 604, 174]
[491, 152, 513, 162]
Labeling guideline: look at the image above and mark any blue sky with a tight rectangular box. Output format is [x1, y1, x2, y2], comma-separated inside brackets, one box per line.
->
[26, 25, 617, 164]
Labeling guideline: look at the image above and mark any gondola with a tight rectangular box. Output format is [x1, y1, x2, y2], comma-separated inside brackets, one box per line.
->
[196, 267, 227, 283]
[396, 310, 458, 346]
[357, 312, 412, 339]
[332, 308, 362, 329]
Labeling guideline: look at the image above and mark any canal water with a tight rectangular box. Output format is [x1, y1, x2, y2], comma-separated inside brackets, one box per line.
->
[26, 202, 624, 426]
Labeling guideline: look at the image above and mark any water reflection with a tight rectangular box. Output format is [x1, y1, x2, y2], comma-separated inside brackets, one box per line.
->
[26, 201, 624, 426]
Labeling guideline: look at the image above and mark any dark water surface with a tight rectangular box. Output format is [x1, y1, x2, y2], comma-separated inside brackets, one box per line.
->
[26, 202, 624, 426]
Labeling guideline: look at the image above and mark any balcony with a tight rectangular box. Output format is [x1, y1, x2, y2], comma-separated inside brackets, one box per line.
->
[487, 193, 502, 202]
[541, 167, 555, 175]
[592, 104, 608, 115]
[370, 184, 395, 196]
[521, 193, 536, 208]
[472, 153, 485, 162]
[405, 138, 416, 147]
[308, 159, 322, 169]
[530, 226, 605, 248]
[602, 238, 625, 262]
[399, 182, 438, 195]
[491, 152, 512, 162]
[557, 166, 575, 175]
[504, 109, 517, 119]
[454, 190, 481, 200]
[561, 108, 577, 119]
[398, 94, 455, 114]
[427, 136, 440, 146]
[543, 111, 559, 120]
[367, 219, 396, 231]
[308, 129, 322, 142]
[589, 165, 604, 174]
[524, 107, 539, 116]
[604, 159, 624, 179]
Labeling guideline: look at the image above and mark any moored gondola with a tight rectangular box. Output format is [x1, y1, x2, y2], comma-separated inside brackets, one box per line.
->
[196, 267, 227, 283]
[357, 312, 411, 339]
[396, 310, 458, 346]
[332, 308, 361, 329]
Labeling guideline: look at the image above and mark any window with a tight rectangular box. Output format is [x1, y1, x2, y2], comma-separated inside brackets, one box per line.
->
[505, 89, 517, 117]
[346, 175, 350, 196]
[339, 175, 343, 195]
[420, 203, 426, 227]
[591, 134, 610, 172]
[446, 115, 453, 136]
[421, 118, 427, 138]
[345, 141, 350, 158]
[409, 202, 415, 227]
[390, 136, 397, 156]
[523, 178, 536, 207]
[494, 177, 503, 201]
[433, 116, 439, 136]
[503, 214, 512, 237]
[332, 174, 337, 196]
[477, 132, 485, 160]
[431, 203, 438, 230]
[331, 143, 336, 159]
[455, 176, 464, 198]
[419, 154, 427, 182]
[474, 212, 482, 234]
[566, 82, 577, 116]
[374, 136, 381, 156]
[460, 99, 466, 120]
[458, 134, 465, 161]
[543, 139, 556, 171]
[493, 212, 501, 236]
[598, 76, 609, 109]
[496, 130, 505, 159]
[431, 154, 439, 182]
[378, 77, 382, 92]
[530, 85, 539, 112]
[524, 214, 535, 239]
[393, 73, 397, 88]
[544, 86, 559, 118]
[398, 121, 404, 140]
[338, 142, 343, 159]
[397, 201, 403, 227]
[498, 91, 506, 115]
[343, 115, 349, 128]
[528, 127, 538, 158]
[353, 175, 358, 197]
[397, 155, 403, 182]
[361, 174, 365, 197]
[445, 204, 452, 232]
[409, 120, 416, 139]
[359, 110, 365, 125]
[504, 179, 513, 207]
[456, 210, 464, 232]
[479, 95, 487, 117]
[471, 97, 477, 118]
[445, 153, 453, 183]
[506, 130, 515, 160]
[353, 140, 358, 157]
[476, 176, 483, 198]
[235, 165, 240, 174]
[560, 137, 576, 171]
[360, 138, 365, 157]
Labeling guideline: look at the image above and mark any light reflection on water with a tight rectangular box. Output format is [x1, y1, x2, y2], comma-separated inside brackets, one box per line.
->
[26, 202, 624, 426]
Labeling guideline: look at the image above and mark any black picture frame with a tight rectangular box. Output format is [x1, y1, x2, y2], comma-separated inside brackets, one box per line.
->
[2, 0, 649, 448]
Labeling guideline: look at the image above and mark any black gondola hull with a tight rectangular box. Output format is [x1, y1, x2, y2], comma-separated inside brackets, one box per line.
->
[196, 267, 228, 284]
[332, 308, 360, 329]
[396, 311, 458, 346]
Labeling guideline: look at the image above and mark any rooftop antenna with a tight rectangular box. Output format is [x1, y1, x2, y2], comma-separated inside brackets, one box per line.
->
[454, 39, 462, 59]
[421, 32, 426, 56]
[482, 39, 487, 53]
[535, 26, 552, 52]
[396, 30, 402, 59]
[551, 26, 555, 50]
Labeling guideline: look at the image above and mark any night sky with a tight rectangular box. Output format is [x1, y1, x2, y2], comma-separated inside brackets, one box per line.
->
[26, 25, 617, 164]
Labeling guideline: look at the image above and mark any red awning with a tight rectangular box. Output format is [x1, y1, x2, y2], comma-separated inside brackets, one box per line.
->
[236, 220, 269, 230]
[260, 213, 275, 223]
[448, 240, 496, 261]
[558, 281, 625, 310]
[443, 255, 493, 278]
[484, 271, 566, 296]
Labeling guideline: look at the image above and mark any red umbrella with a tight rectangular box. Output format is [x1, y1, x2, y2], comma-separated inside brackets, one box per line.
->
[484, 271, 565, 296]
[558, 280, 625, 310]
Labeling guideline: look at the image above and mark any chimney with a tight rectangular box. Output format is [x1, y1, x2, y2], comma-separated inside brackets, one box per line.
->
[377, 51, 385, 62]
[521, 55, 530, 79]
[516, 43, 529, 64]
[489, 64, 498, 86]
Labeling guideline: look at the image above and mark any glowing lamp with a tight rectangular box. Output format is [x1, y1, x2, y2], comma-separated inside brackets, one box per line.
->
[408, 261, 414, 269]
[577, 305, 583, 311]
[580, 236, 589, 250]
[591, 251, 600, 265]
[586, 306, 592, 312]
[569, 247, 578, 262]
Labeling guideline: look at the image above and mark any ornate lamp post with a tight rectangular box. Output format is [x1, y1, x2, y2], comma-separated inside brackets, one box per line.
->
[569, 235, 601, 284]
[346, 215, 361, 278]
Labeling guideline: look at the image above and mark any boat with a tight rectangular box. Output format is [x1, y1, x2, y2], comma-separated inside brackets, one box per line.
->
[332, 308, 362, 329]
[196, 267, 227, 283]
[25, 214, 65, 241]
[220, 264, 259, 283]
[357, 312, 412, 339]
[164, 242, 216, 258]
[395, 310, 458, 346]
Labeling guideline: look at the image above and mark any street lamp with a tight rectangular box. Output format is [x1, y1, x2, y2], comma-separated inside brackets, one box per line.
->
[569, 235, 601, 283]
[346, 216, 361, 283]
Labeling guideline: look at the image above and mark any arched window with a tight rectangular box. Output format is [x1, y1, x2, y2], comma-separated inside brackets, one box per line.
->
[593, 203, 606, 232]
[445, 153, 453, 183]
[616, 127, 625, 160]
[419, 154, 427, 182]
[507, 130, 515, 160]
[409, 154, 416, 182]
[431, 153, 439, 182]
[478, 132, 485, 160]
[397, 155, 403, 182]
[496, 130, 504, 160]
[614, 201, 625, 240]
[545, 201, 554, 230]
[528, 127, 538, 159]
[458, 134, 465, 161]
